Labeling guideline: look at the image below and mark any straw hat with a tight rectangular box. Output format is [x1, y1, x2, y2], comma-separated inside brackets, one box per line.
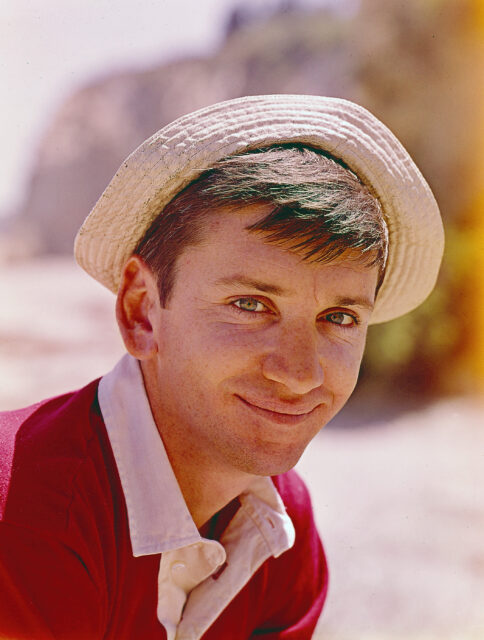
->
[74, 94, 444, 324]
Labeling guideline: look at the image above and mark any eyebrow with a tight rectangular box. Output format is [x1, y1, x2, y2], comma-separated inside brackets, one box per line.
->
[333, 296, 375, 311]
[214, 276, 375, 310]
[214, 275, 291, 296]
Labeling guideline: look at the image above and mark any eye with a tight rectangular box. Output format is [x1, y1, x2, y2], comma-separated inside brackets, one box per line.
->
[233, 298, 267, 313]
[322, 311, 358, 326]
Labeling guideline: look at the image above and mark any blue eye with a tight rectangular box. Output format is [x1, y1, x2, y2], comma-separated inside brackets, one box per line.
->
[233, 298, 266, 313]
[324, 311, 357, 326]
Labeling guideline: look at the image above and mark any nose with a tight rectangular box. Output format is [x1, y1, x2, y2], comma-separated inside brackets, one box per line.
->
[261, 325, 324, 395]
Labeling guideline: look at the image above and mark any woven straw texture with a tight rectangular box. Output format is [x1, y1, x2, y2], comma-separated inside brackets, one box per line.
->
[74, 94, 444, 324]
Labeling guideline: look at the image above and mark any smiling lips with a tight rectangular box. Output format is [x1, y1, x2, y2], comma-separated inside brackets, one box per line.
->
[236, 395, 322, 425]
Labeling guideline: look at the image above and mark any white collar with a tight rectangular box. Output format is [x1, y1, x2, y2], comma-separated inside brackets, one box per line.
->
[97, 353, 295, 557]
[97, 353, 295, 639]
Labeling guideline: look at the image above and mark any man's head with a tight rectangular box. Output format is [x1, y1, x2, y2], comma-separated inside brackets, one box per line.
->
[115, 202, 380, 477]
[134, 144, 388, 307]
[73, 95, 444, 477]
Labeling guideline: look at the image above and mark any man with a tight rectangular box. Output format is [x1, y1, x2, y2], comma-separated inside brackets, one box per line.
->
[0, 95, 443, 639]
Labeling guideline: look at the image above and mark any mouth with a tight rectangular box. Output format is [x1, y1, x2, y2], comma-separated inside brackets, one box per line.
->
[236, 395, 321, 425]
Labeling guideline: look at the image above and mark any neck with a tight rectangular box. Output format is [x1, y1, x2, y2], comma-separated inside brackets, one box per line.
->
[166, 448, 252, 529]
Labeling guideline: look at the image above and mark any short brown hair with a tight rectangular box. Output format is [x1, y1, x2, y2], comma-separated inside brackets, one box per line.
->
[135, 144, 388, 305]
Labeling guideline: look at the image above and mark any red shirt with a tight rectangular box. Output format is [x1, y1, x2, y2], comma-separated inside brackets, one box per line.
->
[0, 380, 328, 639]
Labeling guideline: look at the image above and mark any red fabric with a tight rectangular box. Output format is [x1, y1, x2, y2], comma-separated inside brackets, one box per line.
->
[0, 381, 328, 639]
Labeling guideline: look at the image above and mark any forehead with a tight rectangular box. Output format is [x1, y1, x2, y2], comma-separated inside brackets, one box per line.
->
[197, 203, 373, 268]
[200, 202, 272, 241]
[177, 204, 379, 302]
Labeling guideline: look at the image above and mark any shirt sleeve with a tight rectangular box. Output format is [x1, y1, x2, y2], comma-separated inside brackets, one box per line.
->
[0, 522, 106, 640]
[249, 471, 329, 639]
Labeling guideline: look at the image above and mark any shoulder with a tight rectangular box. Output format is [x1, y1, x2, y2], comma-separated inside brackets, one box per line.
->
[245, 470, 328, 634]
[0, 379, 102, 473]
[271, 469, 326, 577]
[272, 468, 315, 524]
[0, 380, 107, 530]
[0, 381, 129, 633]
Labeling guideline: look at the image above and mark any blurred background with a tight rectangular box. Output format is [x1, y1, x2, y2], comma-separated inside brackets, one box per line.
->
[1, 0, 483, 638]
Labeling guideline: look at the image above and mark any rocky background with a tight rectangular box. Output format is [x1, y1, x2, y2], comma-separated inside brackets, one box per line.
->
[1, 0, 483, 637]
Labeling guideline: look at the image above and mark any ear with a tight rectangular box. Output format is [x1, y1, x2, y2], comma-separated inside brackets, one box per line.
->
[116, 255, 160, 360]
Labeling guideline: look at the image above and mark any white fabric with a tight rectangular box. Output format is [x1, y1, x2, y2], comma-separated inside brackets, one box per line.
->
[98, 354, 295, 640]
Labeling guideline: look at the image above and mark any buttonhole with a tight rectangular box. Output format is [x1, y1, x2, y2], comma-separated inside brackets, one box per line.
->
[212, 561, 228, 580]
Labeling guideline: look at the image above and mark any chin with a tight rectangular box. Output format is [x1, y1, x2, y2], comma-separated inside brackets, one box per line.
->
[254, 464, 298, 478]
[238, 448, 306, 478]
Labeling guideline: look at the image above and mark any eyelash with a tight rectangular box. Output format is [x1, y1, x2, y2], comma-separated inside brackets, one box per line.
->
[230, 298, 359, 327]
[321, 311, 359, 328]
[232, 298, 270, 314]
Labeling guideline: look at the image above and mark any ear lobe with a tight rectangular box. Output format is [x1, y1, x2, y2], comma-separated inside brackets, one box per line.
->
[116, 255, 160, 359]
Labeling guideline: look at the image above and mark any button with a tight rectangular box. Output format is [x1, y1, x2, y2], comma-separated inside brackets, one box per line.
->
[171, 561, 186, 574]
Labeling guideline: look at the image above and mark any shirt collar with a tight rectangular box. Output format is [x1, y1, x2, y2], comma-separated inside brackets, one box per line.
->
[98, 353, 294, 558]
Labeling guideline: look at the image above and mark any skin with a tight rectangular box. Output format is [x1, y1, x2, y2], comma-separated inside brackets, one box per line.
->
[116, 204, 380, 527]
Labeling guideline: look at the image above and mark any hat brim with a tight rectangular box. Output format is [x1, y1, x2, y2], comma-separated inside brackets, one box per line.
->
[74, 94, 444, 324]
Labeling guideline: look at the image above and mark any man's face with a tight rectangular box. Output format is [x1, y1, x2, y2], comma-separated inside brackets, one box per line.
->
[145, 204, 379, 479]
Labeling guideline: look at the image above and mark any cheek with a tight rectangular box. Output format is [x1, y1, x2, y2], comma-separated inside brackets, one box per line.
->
[163, 323, 259, 388]
[324, 338, 366, 395]
[186, 320, 264, 367]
